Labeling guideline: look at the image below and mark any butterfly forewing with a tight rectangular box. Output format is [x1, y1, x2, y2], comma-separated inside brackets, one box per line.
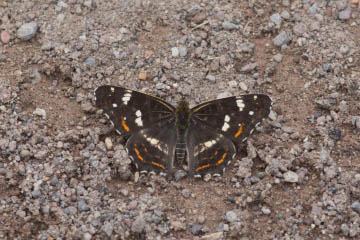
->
[191, 94, 272, 147]
[95, 85, 176, 136]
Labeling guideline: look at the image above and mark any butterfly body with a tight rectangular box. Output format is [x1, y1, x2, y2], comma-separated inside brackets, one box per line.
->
[95, 85, 272, 177]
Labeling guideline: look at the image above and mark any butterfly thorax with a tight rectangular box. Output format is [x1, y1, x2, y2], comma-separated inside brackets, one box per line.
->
[175, 100, 191, 164]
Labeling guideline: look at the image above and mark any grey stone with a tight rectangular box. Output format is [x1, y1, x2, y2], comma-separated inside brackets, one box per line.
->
[102, 222, 113, 237]
[293, 23, 307, 36]
[205, 74, 216, 82]
[351, 201, 360, 213]
[174, 170, 187, 181]
[178, 46, 187, 57]
[222, 21, 238, 30]
[307, 3, 317, 15]
[262, 207, 271, 215]
[171, 47, 179, 57]
[225, 211, 237, 223]
[33, 108, 46, 119]
[338, 7, 351, 20]
[78, 199, 89, 212]
[273, 31, 291, 47]
[84, 57, 96, 67]
[17, 22, 38, 41]
[270, 13, 282, 26]
[240, 63, 257, 73]
[0, 88, 11, 103]
[182, 189, 191, 199]
[190, 224, 203, 235]
[34, 150, 47, 160]
[131, 215, 146, 233]
[283, 171, 299, 183]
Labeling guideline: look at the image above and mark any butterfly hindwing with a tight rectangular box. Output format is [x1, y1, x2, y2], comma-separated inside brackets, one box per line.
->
[191, 94, 272, 147]
[187, 122, 236, 176]
[126, 123, 177, 174]
[95, 85, 176, 136]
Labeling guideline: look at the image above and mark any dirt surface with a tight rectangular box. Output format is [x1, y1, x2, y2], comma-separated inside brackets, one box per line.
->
[1, 0, 360, 239]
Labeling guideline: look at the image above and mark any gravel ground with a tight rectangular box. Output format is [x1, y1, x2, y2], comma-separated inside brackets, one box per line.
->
[1, 0, 360, 239]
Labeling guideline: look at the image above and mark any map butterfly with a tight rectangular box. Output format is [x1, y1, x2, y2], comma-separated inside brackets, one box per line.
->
[95, 85, 272, 177]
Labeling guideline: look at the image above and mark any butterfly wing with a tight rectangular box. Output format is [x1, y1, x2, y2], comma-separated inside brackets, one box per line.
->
[187, 122, 236, 176]
[95, 85, 177, 174]
[191, 94, 272, 147]
[126, 123, 177, 174]
[95, 85, 176, 136]
[187, 94, 271, 176]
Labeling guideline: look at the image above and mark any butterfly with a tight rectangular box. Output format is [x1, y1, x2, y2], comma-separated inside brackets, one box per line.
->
[95, 85, 272, 177]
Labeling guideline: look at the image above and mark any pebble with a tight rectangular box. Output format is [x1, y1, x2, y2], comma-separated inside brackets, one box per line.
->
[78, 199, 89, 212]
[8, 141, 17, 151]
[105, 137, 113, 150]
[239, 82, 248, 91]
[190, 224, 203, 235]
[102, 222, 113, 237]
[201, 232, 223, 240]
[205, 74, 216, 82]
[0, 88, 11, 103]
[240, 62, 257, 73]
[171, 221, 186, 231]
[351, 202, 360, 214]
[17, 22, 38, 41]
[283, 171, 299, 183]
[222, 21, 238, 30]
[174, 170, 187, 181]
[270, 13, 282, 26]
[293, 23, 307, 36]
[182, 189, 191, 198]
[225, 211, 238, 223]
[138, 71, 147, 80]
[273, 53, 283, 62]
[1, 31, 10, 43]
[34, 150, 47, 160]
[262, 207, 271, 215]
[171, 47, 179, 57]
[307, 3, 317, 15]
[33, 108, 46, 119]
[273, 31, 291, 47]
[84, 57, 96, 67]
[178, 46, 187, 57]
[132, 215, 146, 233]
[338, 7, 351, 20]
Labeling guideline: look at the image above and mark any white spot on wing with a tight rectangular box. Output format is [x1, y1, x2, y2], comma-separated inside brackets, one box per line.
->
[135, 110, 142, 117]
[135, 117, 143, 126]
[112, 103, 118, 108]
[122, 96, 130, 105]
[222, 122, 230, 132]
[249, 111, 254, 115]
[111, 87, 115, 92]
[224, 115, 230, 122]
[150, 138, 159, 145]
[236, 98, 245, 111]
[253, 95, 257, 100]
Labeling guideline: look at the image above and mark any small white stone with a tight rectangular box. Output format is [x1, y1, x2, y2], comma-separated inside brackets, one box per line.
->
[105, 137, 113, 150]
[33, 108, 46, 119]
[239, 82, 248, 91]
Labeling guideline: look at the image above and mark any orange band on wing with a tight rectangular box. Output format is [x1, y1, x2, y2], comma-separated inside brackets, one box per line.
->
[134, 148, 144, 162]
[216, 153, 227, 166]
[195, 164, 210, 172]
[151, 161, 165, 169]
[121, 117, 130, 132]
[234, 124, 243, 138]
